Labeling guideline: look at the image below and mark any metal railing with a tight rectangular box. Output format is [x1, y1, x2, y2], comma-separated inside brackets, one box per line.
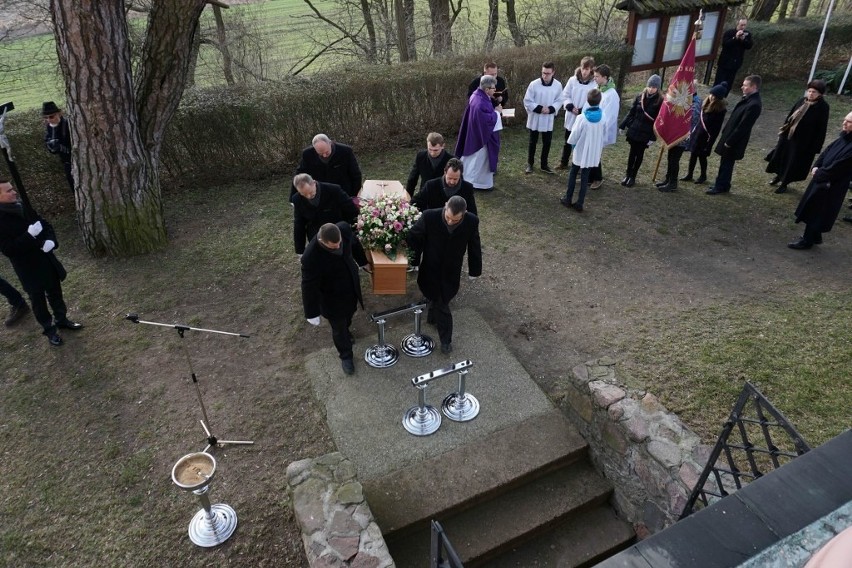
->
[430, 520, 464, 568]
[680, 381, 811, 519]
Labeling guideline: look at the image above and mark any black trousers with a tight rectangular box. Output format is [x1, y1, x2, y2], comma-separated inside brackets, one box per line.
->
[687, 153, 707, 179]
[428, 299, 453, 346]
[664, 146, 686, 182]
[24, 275, 67, 334]
[559, 128, 573, 166]
[328, 313, 354, 360]
[528, 130, 553, 167]
[61, 159, 74, 193]
[1, 275, 26, 307]
[626, 140, 648, 177]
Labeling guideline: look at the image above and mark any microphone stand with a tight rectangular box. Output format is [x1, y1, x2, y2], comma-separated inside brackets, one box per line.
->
[125, 313, 254, 452]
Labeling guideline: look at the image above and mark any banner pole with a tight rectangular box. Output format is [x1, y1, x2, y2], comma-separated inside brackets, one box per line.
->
[652, 145, 665, 183]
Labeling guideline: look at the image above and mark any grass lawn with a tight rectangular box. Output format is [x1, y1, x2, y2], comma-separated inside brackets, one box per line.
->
[0, 81, 850, 565]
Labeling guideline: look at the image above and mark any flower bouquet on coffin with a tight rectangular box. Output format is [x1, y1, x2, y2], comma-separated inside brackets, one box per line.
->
[356, 195, 421, 295]
[356, 195, 421, 261]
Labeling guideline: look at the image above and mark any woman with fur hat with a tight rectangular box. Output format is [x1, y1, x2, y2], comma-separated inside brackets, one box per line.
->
[618, 74, 663, 187]
[765, 79, 830, 194]
[681, 83, 728, 184]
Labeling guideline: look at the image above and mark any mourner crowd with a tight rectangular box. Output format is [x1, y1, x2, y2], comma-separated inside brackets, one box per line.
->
[2, 21, 851, 367]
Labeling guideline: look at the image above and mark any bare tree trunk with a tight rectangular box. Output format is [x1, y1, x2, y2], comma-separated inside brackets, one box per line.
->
[213, 5, 235, 85]
[750, 0, 782, 21]
[403, 0, 416, 60]
[429, 0, 451, 55]
[505, 0, 524, 47]
[394, 0, 410, 61]
[485, 0, 498, 51]
[50, 0, 205, 257]
[360, 0, 378, 62]
[186, 30, 201, 88]
[794, 0, 811, 16]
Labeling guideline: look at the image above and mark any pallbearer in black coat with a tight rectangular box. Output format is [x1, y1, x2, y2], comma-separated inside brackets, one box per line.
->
[405, 132, 454, 196]
[301, 222, 364, 375]
[291, 134, 363, 198]
[412, 158, 478, 216]
[406, 196, 482, 354]
[0, 179, 82, 346]
[291, 173, 358, 254]
[789, 111, 852, 250]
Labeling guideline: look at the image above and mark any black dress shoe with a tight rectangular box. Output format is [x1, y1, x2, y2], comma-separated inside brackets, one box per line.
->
[680, 174, 693, 182]
[655, 179, 669, 188]
[560, 197, 572, 208]
[706, 187, 729, 195]
[843, 216, 852, 223]
[787, 237, 813, 250]
[341, 358, 355, 375]
[5, 302, 29, 327]
[657, 183, 677, 192]
[624, 177, 635, 187]
[694, 176, 707, 184]
[541, 165, 555, 175]
[56, 319, 84, 330]
[47, 331, 63, 346]
[774, 185, 788, 194]
[572, 203, 584, 212]
[440, 342, 453, 354]
[620, 176, 630, 186]
[769, 176, 780, 186]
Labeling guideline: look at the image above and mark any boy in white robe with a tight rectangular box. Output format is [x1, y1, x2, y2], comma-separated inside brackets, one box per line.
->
[560, 89, 605, 212]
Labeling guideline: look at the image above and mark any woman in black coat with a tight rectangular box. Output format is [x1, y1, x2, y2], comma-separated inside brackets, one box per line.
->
[766, 79, 830, 194]
[682, 84, 728, 184]
[618, 75, 663, 187]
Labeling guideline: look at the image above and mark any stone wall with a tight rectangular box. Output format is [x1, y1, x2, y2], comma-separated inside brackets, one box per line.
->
[555, 357, 713, 537]
[287, 452, 395, 568]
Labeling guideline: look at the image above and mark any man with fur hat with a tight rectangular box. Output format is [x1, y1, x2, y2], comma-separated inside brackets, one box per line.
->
[42, 101, 74, 193]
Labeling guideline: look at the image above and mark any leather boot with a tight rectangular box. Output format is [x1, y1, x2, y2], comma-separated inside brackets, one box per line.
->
[655, 178, 670, 188]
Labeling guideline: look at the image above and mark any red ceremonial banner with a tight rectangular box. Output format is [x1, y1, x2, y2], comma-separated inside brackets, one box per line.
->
[654, 38, 696, 149]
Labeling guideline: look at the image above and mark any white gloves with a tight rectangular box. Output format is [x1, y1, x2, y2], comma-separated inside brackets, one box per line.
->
[27, 221, 43, 237]
[41, 240, 56, 253]
[307, 316, 321, 326]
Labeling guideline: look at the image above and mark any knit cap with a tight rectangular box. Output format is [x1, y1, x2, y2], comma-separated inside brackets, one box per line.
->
[709, 82, 728, 98]
[647, 74, 662, 89]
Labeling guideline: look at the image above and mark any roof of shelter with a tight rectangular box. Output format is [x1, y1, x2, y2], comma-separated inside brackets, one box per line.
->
[616, 0, 744, 16]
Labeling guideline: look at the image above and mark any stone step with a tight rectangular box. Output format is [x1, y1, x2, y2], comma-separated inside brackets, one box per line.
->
[388, 460, 618, 567]
[363, 408, 589, 540]
[484, 505, 636, 568]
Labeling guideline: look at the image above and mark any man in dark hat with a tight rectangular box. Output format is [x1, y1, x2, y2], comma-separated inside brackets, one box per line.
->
[42, 101, 74, 193]
[0, 179, 83, 346]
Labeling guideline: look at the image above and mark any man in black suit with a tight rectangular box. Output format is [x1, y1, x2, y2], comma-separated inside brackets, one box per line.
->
[0, 179, 82, 346]
[467, 61, 509, 108]
[407, 195, 482, 354]
[291, 133, 362, 198]
[405, 132, 453, 196]
[707, 75, 762, 195]
[713, 19, 753, 97]
[412, 158, 478, 216]
[301, 222, 364, 375]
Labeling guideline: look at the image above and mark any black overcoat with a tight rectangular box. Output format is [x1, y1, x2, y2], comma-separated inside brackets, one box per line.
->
[300, 222, 363, 320]
[794, 131, 852, 233]
[620, 91, 662, 145]
[412, 178, 478, 216]
[405, 150, 453, 195]
[292, 182, 358, 254]
[717, 28, 753, 73]
[407, 209, 482, 304]
[765, 96, 830, 183]
[0, 206, 65, 291]
[688, 108, 726, 157]
[291, 142, 362, 197]
[714, 92, 762, 161]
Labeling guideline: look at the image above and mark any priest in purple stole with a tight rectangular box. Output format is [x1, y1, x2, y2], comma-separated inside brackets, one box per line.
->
[455, 75, 502, 191]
